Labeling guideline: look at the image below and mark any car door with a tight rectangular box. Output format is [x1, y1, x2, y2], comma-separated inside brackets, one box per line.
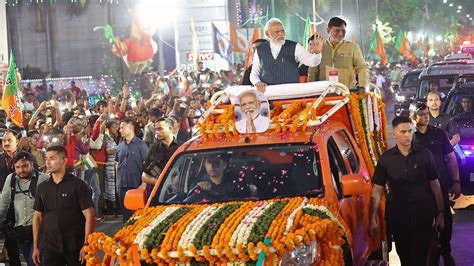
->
[327, 129, 371, 264]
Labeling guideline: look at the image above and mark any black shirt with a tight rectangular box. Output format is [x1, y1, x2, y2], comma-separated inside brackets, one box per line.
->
[33, 173, 93, 252]
[241, 65, 253, 86]
[429, 112, 459, 137]
[143, 138, 182, 177]
[413, 125, 454, 189]
[372, 144, 439, 216]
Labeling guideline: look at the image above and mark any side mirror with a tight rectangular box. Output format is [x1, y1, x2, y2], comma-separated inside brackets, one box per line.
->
[341, 174, 370, 197]
[124, 188, 147, 211]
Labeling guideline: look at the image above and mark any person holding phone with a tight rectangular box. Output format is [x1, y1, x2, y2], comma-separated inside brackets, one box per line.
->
[27, 100, 62, 131]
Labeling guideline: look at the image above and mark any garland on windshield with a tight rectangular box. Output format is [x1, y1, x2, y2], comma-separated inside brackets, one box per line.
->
[84, 197, 351, 265]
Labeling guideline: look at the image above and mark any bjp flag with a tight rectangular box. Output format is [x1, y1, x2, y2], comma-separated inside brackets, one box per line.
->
[2, 52, 23, 128]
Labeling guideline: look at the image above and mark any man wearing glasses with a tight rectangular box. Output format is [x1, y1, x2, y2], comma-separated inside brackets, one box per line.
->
[308, 17, 368, 92]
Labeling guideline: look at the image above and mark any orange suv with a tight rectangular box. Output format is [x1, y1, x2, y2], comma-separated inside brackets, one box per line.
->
[86, 82, 388, 265]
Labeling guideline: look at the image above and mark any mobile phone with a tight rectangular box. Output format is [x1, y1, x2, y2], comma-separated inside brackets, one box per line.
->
[85, 110, 92, 116]
[45, 117, 53, 125]
[21, 130, 27, 138]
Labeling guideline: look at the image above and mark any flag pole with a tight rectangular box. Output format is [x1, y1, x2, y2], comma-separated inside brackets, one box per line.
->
[356, 0, 365, 57]
[312, 0, 317, 33]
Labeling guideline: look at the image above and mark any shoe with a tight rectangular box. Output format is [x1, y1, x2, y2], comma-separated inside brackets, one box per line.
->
[443, 254, 456, 266]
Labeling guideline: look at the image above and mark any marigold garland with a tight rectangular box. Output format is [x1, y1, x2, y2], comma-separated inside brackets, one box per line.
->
[86, 197, 351, 265]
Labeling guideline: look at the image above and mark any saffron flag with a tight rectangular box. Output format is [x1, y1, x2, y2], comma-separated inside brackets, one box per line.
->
[229, 22, 248, 53]
[395, 31, 416, 62]
[2, 52, 23, 128]
[244, 26, 261, 68]
[191, 19, 200, 71]
[212, 23, 234, 65]
[370, 29, 388, 65]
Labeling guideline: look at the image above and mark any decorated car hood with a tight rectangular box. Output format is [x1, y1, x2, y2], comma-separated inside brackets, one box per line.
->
[85, 197, 351, 265]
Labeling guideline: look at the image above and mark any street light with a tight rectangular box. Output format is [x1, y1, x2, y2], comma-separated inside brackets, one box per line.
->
[458, 5, 462, 9]
[449, 3, 453, 7]
[436, 35, 442, 42]
[135, 0, 178, 75]
[457, 10, 461, 13]
[443, 0, 447, 3]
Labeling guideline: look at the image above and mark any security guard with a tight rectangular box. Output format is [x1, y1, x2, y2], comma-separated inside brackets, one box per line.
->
[368, 116, 445, 266]
[412, 102, 460, 266]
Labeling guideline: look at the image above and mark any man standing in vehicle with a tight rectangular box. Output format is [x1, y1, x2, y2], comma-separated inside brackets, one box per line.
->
[412, 102, 460, 266]
[308, 17, 368, 91]
[426, 90, 460, 147]
[368, 116, 445, 265]
[250, 18, 324, 92]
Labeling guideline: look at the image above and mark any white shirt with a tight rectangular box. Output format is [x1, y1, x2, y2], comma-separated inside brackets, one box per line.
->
[250, 40, 322, 85]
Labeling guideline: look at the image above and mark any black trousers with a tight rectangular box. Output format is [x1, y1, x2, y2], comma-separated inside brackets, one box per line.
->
[42, 248, 83, 266]
[4, 231, 21, 266]
[439, 188, 453, 261]
[389, 213, 434, 266]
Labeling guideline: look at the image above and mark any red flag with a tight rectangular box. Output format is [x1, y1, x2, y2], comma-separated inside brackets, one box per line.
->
[244, 27, 261, 68]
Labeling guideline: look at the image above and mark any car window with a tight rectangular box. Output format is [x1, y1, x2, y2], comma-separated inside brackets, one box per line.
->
[154, 144, 323, 204]
[419, 79, 454, 100]
[327, 137, 348, 198]
[334, 130, 360, 173]
[445, 94, 474, 117]
[402, 73, 419, 89]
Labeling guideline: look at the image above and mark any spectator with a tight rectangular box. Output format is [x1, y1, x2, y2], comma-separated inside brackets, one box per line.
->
[143, 108, 162, 146]
[115, 118, 148, 221]
[0, 151, 49, 266]
[69, 80, 82, 98]
[32, 145, 95, 266]
[103, 120, 120, 215]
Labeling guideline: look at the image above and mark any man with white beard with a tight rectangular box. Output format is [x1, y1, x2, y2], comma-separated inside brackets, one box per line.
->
[250, 18, 324, 92]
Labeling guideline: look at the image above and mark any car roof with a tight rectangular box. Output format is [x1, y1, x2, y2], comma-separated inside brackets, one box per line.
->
[420, 61, 474, 78]
[405, 69, 424, 75]
[444, 53, 473, 61]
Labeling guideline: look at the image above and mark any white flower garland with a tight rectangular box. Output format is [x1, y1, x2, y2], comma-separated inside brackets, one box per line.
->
[178, 206, 221, 249]
[134, 207, 179, 250]
[229, 202, 272, 247]
[284, 198, 308, 236]
[361, 98, 378, 164]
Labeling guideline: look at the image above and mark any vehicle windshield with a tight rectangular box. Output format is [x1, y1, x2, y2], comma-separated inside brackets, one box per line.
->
[418, 78, 456, 100]
[153, 144, 322, 204]
[445, 94, 474, 118]
[401, 73, 420, 91]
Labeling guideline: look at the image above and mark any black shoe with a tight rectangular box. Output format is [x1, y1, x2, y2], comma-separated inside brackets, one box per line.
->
[443, 254, 456, 266]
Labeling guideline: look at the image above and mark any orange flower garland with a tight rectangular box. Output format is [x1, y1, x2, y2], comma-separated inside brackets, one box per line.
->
[86, 197, 351, 265]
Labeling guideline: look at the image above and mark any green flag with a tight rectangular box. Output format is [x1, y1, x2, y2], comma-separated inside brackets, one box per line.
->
[394, 31, 404, 52]
[303, 15, 312, 49]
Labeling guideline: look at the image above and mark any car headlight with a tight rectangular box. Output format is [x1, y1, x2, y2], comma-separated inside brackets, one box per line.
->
[280, 241, 318, 266]
[395, 94, 406, 102]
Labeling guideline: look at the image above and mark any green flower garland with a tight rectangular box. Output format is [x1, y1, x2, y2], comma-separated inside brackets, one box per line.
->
[143, 208, 190, 250]
[247, 201, 288, 244]
[193, 204, 241, 249]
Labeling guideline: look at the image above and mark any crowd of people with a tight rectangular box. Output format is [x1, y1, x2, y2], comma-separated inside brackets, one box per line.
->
[0, 15, 462, 266]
